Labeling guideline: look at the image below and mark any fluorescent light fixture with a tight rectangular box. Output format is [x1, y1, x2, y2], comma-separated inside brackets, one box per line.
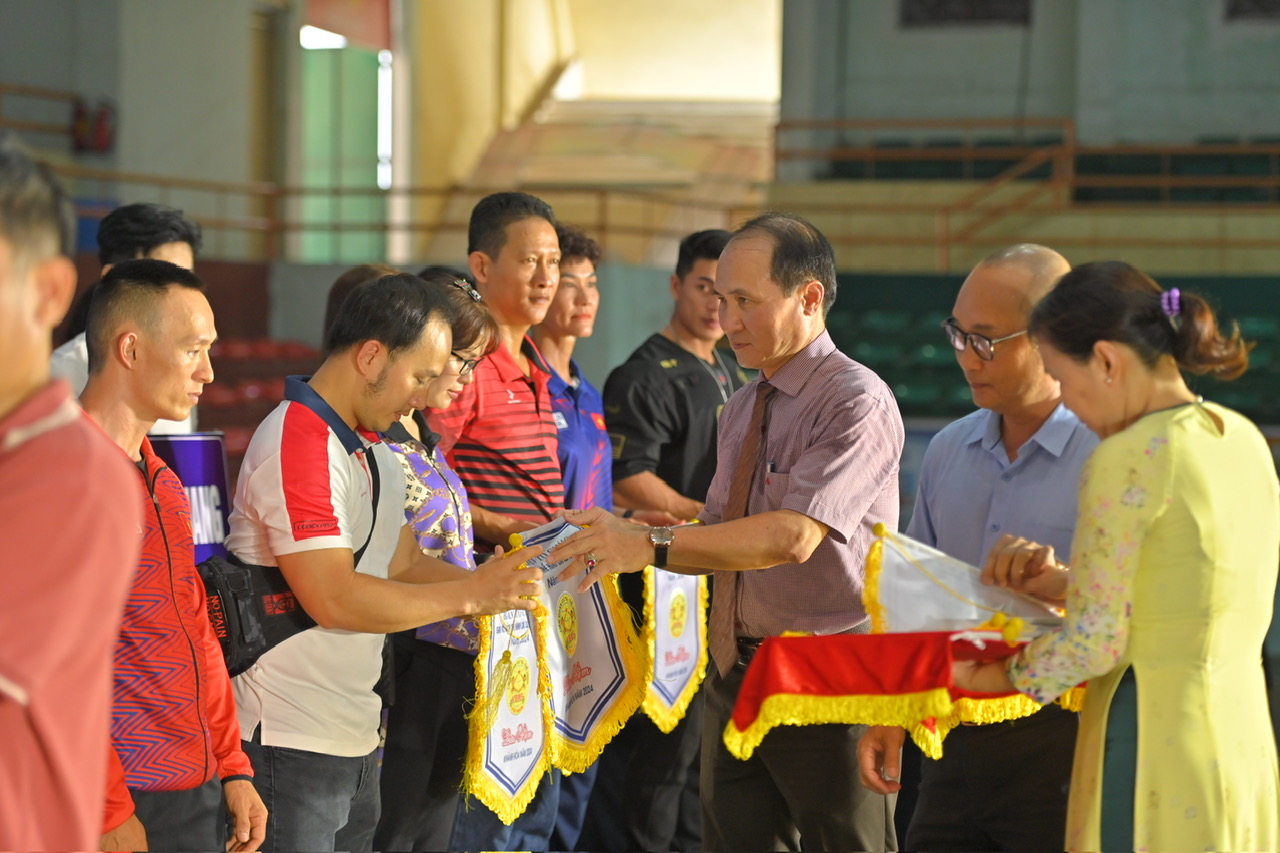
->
[299, 25, 347, 50]
[377, 50, 393, 190]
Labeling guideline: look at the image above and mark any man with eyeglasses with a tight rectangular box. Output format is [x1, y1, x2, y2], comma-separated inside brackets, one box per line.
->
[857, 244, 1099, 852]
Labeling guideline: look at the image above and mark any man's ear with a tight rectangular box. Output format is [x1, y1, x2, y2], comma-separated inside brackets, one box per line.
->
[33, 255, 77, 330]
[800, 280, 825, 316]
[469, 251, 490, 288]
[354, 339, 387, 380]
[669, 273, 682, 301]
[116, 330, 140, 370]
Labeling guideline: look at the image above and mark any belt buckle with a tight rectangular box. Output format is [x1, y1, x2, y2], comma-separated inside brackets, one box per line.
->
[736, 637, 763, 668]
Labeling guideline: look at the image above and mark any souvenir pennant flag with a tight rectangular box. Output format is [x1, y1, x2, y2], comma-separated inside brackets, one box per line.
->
[641, 567, 708, 733]
[463, 605, 553, 824]
[864, 524, 1063, 637]
[722, 631, 1083, 761]
[519, 519, 645, 774]
[721, 527, 1082, 762]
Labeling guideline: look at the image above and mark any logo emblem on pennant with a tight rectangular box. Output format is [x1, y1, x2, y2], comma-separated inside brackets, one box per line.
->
[507, 657, 531, 715]
[557, 593, 579, 656]
[669, 590, 687, 638]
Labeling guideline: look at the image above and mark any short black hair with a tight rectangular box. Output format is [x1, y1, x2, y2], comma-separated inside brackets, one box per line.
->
[555, 223, 601, 266]
[86, 258, 205, 375]
[97, 202, 203, 267]
[731, 213, 837, 315]
[674, 229, 731, 279]
[325, 273, 457, 359]
[322, 263, 400, 349]
[467, 192, 555, 259]
[0, 133, 75, 264]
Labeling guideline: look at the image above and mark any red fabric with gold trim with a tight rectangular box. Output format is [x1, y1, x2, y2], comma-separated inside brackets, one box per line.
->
[724, 632, 1081, 760]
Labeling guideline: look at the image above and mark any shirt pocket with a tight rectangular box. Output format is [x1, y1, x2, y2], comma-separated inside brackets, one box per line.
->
[761, 471, 791, 512]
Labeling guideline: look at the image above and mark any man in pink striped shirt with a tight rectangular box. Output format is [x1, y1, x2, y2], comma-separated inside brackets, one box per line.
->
[558, 212, 905, 851]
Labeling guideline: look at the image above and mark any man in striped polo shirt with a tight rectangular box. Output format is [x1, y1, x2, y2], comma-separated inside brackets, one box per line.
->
[428, 191, 565, 851]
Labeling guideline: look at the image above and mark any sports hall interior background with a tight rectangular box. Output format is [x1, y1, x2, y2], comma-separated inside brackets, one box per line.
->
[3, 0, 1279, 506]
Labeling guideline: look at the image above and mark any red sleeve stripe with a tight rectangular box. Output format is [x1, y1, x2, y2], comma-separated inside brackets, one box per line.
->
[279, 402, 341, 540]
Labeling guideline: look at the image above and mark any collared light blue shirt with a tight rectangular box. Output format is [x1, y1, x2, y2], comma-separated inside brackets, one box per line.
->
[905, 403, 1098, 567]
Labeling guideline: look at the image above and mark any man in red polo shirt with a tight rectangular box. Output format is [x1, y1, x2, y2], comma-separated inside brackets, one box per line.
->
[0, 138, 141, 852]
[429, 191, 565, 850]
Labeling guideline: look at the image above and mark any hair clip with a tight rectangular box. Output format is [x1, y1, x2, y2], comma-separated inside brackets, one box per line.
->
[451, 279, 483, 302]
[1160, 288, 1182, 330]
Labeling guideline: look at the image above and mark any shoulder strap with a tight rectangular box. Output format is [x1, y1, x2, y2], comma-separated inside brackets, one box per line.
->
[352, 447, 381, 568]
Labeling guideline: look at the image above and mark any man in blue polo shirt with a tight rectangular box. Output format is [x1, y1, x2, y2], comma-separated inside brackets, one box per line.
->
[858, 244, 1098, 852]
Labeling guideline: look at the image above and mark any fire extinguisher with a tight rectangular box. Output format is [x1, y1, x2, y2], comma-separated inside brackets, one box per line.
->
[72, 97, 93, 152]
[92, 101, 116, 153]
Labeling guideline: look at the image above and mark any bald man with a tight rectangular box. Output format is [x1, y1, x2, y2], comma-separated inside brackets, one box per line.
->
[858, 245, 1099, 852]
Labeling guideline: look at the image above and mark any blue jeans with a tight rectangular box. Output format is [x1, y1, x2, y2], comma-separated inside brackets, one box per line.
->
[450, 770, 561, 852]
[129, 776, 224, 851]
[241, 739, 380, 853]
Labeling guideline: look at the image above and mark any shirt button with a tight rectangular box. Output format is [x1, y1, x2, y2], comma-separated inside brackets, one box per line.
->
[1000, 473, 1012, 483]
[990, 524, 1000, 532]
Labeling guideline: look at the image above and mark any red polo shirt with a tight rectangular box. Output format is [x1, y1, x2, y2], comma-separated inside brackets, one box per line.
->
[0, 380, 141, 850]
[428, 336, 564, 540]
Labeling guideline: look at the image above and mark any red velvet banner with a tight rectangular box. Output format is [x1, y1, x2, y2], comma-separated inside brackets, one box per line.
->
[724, 632, 1078, 759]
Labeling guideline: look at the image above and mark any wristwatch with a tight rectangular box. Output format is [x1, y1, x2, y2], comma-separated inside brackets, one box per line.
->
[649, 526, 675, 569]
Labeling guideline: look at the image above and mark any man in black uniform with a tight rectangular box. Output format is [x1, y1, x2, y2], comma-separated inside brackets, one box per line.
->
[606, 228, 748, 521]
[579, 229, 748, 852]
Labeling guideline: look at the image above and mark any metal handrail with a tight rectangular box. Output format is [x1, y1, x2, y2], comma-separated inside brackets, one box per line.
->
[25, 139, 1280, 270]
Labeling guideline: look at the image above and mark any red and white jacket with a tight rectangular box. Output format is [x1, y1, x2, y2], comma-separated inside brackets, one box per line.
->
[103, 437, 251, 830]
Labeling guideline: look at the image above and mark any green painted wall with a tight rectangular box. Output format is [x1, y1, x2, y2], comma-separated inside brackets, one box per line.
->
[299, 45, 385, 262]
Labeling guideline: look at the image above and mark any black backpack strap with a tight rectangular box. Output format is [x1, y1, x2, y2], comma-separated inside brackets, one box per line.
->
[352, 446, 381, 569]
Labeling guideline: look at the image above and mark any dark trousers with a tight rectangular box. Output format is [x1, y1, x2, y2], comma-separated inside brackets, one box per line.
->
[449, 770, 561, 852]
[579, 691, 705, 852]
[906, 703, 1077, 852]
[374, 636, 473, 852]
[129, 776, 223, 851]
[551, 759, 599, 851]
[702, 663, 897, 852]
[241, 737, 380, 853]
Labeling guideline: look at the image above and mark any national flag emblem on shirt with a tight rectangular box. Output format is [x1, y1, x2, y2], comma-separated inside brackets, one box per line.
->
[591, 412, 606, 431]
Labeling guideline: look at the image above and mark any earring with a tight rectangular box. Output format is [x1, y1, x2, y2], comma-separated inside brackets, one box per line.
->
[1105, 376, 1113, 384]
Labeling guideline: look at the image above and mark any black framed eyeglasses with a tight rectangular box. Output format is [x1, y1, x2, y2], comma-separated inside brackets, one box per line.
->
[450, 351, 481, 376]
[941, 319, 1027, 361]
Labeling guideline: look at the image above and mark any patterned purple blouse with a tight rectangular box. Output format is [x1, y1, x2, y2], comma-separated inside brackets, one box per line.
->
[386, 434, 480, 653]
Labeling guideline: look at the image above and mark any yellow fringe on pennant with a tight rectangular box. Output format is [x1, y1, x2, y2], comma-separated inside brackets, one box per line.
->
[641, 568, 710, 734]
[460, 540, 555, 826]
[863, 529, 888, 633]
[722, 688, 957, 761]
[722, 687, 1079, 762]
[475, 650, 514, 734]
[550, 572, 647, 774]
